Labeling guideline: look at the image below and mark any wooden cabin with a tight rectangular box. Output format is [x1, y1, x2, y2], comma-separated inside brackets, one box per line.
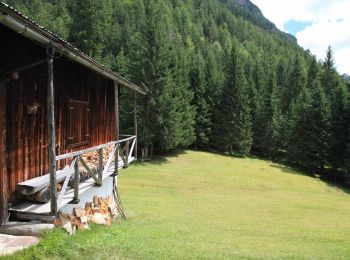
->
[0, 3, 145, 225]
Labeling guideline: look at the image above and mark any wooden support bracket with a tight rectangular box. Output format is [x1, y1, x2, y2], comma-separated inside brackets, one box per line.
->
[79, 157, 101, 186]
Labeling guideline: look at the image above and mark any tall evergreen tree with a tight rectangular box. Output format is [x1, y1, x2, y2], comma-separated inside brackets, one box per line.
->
[127, 0, 195, 153]
[328, 84, 348, 173]
[69, 0, 113, 60]
[288, 84, 331, 171]
[321, 46, 339, 95]
[287, 87, 313, 168]
[190, 52, 211, 148]
[307, 83, 331, 171]
[286, 54, 307, 109]
[213, 48, 252, 155]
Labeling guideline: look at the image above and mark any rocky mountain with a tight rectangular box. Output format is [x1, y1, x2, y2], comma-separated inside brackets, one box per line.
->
[221, 0, 297, 43]
[342, 73, 350, 80]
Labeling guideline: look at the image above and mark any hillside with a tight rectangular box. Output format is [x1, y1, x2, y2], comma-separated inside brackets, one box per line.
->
[4, 0, 350, 178]
[6, 151, 350, 259]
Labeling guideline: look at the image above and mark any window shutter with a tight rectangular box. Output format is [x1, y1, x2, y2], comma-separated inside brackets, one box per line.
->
[67, 100, 90, 148]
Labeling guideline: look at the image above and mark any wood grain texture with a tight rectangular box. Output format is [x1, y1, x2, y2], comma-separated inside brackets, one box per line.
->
[47, 51, 57, 215]
[0, 24, 117, 205]
[0, 79, 8, 225]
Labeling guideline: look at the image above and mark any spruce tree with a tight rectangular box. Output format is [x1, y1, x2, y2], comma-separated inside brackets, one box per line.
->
[286, 54, 307, 109]
[307, 83, 331, 171]
[126, 0, 195, 153]
[288, 83, 330, 171]
[287, 87, 313, 169]
[213, 48, 252, 156]
[328, 84, 348, 173]
[321, 46, 338, 95]
[190, 52, 211, 148]
[69, 0, 113, 60]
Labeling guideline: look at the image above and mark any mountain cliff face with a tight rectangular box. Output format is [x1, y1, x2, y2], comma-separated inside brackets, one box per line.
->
[234, 0, 263, 16]
[221, 0, 297, 42]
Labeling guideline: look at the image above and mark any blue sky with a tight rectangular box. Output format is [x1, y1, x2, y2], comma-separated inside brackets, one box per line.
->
[253, 0, 350, 74]
[284, 20, 312, 36]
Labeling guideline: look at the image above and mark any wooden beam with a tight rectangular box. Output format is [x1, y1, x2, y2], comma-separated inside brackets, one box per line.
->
[72, 156, 80, 204]
[124, 140, 130, 168]
[0, 79, 8, 226]
[57, 157, 77, 208]
[16, 167, 69, 195]
[47, 47, 57, 217]
[98, 148, 103, 183]
[2, 58, 47, 77]
[56, 141, 116, 161]
[79, 157, 101, 185]
[0, 222, 55, 236]
[11, 212, 56, 222]
[134, 92, 138, 160]
[114, 82, 119, 175]
[55, 137, 135, 161]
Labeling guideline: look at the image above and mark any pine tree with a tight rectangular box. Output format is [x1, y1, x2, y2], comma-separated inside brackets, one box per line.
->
[287, 87, 313, 169]
[321, 46, 338, 95]
[253, 57, 276, 157]
[126, 0, 195, 153]
[69, 0, 113, 60]
[190, 52, 211, 148]
[307, 83, 331, 171]
[328, 84, 348, 173]
[213, 48, 252, 156]
[288, 83, 331, 171]
[286, 54, 307, 109]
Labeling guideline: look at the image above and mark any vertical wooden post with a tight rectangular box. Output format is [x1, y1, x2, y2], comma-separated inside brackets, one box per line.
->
[73, 156, 80, 203]
[0, 79, 8, 226]
[47, 47, 57, 216]
[134, 91, 138, 160]
[124, 140, 130, 168]
[98, 148, 103, 183]
[114, 82, 119, 174]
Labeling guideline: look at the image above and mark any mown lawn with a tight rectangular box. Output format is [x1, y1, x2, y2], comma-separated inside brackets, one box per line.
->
[3, 150, 350, 259]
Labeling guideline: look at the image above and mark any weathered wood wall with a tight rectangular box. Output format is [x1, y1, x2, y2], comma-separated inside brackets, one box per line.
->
[0, 79, 8, 225]
[0, 24, 116, 202]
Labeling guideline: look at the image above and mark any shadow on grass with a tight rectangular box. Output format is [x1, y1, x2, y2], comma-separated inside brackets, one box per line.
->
[268, 163, 350, 195]
[136, 149, 188, 166]
[201, 148, 350, 195]
[133, 148, 350, 195]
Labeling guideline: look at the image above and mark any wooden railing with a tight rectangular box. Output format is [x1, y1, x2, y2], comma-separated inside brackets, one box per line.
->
[55, 135, 136, 208]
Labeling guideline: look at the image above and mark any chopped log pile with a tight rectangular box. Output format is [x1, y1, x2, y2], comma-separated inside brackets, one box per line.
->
[55, 195, 118, 235]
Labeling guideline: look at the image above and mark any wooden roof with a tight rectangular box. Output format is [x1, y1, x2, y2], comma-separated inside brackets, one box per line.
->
[0, 2, 145, 94]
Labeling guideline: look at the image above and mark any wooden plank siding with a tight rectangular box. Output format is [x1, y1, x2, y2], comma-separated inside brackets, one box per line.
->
[0, 79, 8, 225]
[0, 24, 116, 204]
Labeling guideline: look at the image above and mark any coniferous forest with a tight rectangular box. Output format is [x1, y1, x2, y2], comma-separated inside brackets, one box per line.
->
[5, 0, 350, 182]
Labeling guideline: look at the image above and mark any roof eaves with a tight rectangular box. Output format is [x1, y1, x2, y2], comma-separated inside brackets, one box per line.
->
[0, 2, 145, 95]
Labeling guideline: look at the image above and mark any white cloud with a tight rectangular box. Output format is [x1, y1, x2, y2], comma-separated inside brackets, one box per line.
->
[252, 0, 350, 74]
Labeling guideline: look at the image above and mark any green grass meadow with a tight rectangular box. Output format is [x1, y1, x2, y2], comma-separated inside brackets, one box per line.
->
[3, 150, 350, 259]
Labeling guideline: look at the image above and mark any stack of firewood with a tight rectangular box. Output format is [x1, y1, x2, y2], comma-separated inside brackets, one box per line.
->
[79, 146, 114, 180]
[55, 195, 118, 235]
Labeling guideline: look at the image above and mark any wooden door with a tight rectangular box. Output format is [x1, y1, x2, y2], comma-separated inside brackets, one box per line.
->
[0, 79, 8, 225]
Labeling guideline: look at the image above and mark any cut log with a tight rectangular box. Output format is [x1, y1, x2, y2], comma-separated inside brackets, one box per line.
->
[93, 196, 99, 207]
[24, 187, 50, 203]
[73, 207, 82, 218]
[16, 166, 69, 195]
[91, 213, 106, 225]
[0, 221, 55, 236]
[59, 213, 74, 235]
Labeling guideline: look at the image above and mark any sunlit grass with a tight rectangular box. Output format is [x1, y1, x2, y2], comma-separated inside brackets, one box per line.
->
[3, 150, 350, 259]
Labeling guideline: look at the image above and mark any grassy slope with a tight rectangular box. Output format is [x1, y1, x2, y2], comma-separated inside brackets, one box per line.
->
[3, 150, 350, 259]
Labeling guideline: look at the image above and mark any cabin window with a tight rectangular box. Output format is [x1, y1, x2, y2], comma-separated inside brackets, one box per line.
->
[67, 100, 90, 148]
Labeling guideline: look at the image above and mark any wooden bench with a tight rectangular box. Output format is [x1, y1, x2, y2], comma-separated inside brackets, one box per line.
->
[16, 167, 69, 195]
